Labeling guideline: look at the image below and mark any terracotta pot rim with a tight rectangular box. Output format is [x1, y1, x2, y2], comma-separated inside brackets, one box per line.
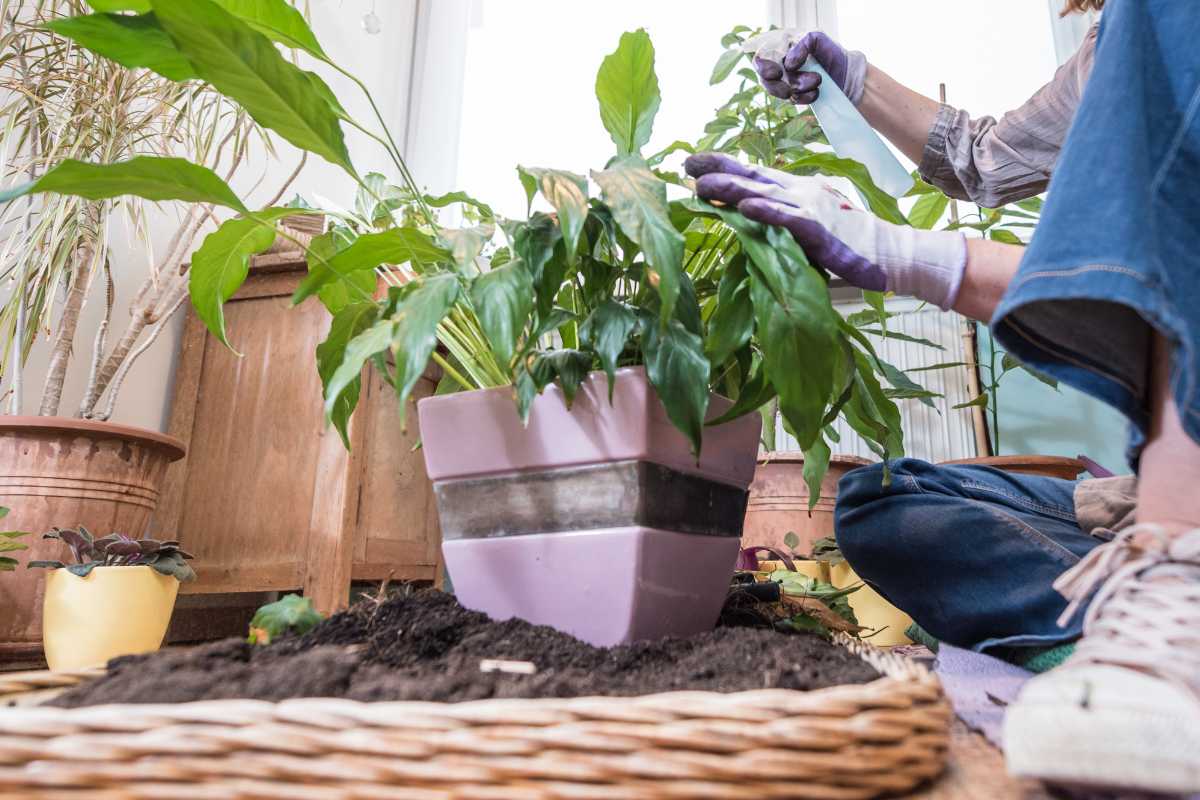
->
[0, 416, 185, 461]
[757, 451, 873, 467]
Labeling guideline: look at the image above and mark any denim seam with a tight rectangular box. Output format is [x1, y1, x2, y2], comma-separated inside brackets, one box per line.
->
[975, 501, 1081, 567]
[958, 479, 1078, 523]
[1151, 78, 1200, 196]
[1009, 263, 1153, 294]
[903, 474, 926, 494]
[1003, 315, 1140, 395]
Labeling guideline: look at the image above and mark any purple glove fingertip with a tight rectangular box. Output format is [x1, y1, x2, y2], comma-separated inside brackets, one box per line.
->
[684, 152, 781, 185]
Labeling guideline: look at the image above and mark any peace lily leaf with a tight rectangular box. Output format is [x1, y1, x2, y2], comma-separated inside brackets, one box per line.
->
[86, 0, 150, 10]
[0, 157, 247, 213]
[953, 394, 989, 410]
[438, 223, 494, 273]
[593, 157, 684, 324]
[387, 273, 461, 427]
[310, 231, 375, 315]
[579, 300, 637, 400]
[214, 0, 326, 59]
[248, 593, 324, 645]
[595, 29, 660, 157]
[470, 259, 533, 366]
[640, 315, 710, 456]
[322, 318, 394, 427]
[189, 208, 293, 351]
[710, 48, 742, 85]
[48, 13, 197, 81]
[802, 434, 832, 512]
[317, 302, 380, 447]
[425, 190, 495, 221]
[785, 152, 907, 225]
[705, 254, 753, 368]
[748, 227, 841, 451]
[535, 349, 593, 407]
[857, 328, 945, 350]
[908, 192, 949, 230]
[504, 214, 564, 319]
[150, 0, 353, 175]
[990, 228, 1024, 245]
[707, 360, 775, 427]
[845, 349, 904, 458]
[517, 167, 588, 262]
[875, 356, 938, 410]
[293, 227, 450, 304]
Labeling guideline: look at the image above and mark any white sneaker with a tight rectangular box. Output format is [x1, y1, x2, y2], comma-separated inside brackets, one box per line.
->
[1004, 526, 1200, 794]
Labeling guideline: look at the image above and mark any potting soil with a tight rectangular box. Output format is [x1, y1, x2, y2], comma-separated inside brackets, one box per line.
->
[49, 588, 879, 707]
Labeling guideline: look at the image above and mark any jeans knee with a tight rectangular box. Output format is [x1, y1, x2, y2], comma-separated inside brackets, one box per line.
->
[834, 459, 930, 574]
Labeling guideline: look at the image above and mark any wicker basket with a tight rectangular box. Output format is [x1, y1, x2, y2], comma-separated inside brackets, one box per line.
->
[0, 636, 951, 799]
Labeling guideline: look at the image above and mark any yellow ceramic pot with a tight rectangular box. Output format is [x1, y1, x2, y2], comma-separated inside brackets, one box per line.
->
[757, 559, 830, 583]
[829, 562, 913, 647]
[42, 565, 179, 671]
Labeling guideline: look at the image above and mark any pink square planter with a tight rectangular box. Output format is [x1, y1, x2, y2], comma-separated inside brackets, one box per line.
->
[418, 367, 761, 646]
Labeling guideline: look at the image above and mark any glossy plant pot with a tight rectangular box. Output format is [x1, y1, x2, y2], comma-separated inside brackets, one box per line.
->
[0, 417, 185, 664]
[42, 565, 180, 671]
[829, 561, 913, 647]
[418, 367, 761, 647]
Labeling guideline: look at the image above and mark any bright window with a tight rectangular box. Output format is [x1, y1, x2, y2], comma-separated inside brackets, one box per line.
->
[455, 0, 767, 217]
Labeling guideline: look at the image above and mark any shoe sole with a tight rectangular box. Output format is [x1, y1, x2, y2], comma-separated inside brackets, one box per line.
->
[1005, 700, 1200, 794]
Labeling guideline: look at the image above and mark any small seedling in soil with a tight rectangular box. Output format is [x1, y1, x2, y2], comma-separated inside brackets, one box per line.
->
[248, 594, 325, 645]
[27, 526, 195, 581]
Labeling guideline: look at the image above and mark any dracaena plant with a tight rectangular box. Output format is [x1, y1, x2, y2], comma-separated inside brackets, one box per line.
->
[28, 526, 196, 580]
[0, 4, 943, 501]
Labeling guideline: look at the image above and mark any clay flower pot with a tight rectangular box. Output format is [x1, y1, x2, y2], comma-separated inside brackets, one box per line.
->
[0, 417, 185, 662]
[418, 367, 761, 647]
[42, 565, 180, 671]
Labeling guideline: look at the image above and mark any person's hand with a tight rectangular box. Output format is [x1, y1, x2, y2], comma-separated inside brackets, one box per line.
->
[748, 30, 867, 107]
[685, 153, 967, 310]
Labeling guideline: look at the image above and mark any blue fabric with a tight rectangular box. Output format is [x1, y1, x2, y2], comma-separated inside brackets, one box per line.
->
[992, 0, 1200, 468]
[835, 459, 1104, 654]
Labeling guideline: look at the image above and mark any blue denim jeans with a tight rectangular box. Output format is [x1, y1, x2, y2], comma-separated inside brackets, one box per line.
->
[992, 0, 1200, 467]
[835, 459, 1108, 654]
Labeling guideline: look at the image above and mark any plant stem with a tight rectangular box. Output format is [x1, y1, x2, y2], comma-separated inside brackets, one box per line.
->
[429, 351, 472, 391]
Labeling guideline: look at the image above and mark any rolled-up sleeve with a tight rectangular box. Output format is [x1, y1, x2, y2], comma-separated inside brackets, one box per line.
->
[919, 24, 1097, 208]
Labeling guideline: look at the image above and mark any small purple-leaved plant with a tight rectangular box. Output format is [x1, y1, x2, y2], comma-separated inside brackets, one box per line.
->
[28, 526, 196, 582]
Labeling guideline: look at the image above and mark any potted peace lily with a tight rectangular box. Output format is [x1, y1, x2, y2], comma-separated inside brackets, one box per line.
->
[28, 527, 194, 670]
[5, 3, 924, 646]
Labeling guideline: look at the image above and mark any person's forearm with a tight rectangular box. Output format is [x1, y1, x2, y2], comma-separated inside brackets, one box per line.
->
[856, 64, 942, 166]
[952, 238, 1023, 323]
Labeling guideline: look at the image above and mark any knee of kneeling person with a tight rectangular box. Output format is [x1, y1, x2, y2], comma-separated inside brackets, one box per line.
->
[833, 459, 927, 573]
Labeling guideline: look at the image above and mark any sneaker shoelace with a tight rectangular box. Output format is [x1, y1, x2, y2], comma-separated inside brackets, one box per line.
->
[1053, 525, 1200, 698]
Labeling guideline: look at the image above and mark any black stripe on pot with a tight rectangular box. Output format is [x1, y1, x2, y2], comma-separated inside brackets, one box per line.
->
[434, 460, 749, 541]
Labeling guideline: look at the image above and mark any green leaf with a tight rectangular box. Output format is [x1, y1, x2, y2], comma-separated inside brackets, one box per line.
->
[705, 254, 754, 368]
[876, 357, 938, 410]
[504, 214, 563, 318]
[0, 157, 247, 213]
[908, 192, 949, 230]
[710, 48, 742, 85]
[535, 350, 593, 408]
[26, 560, 66, 571]
[579, 300, 637, 400]
[248, 593, 324, 644]
[783, 531, 801, 551]
[322, 317, 394, 429]
[802, 435, 832, 512]
[386, 273, 461, 427]
[86, 0, 151, 11]
[0, 557, 18, 571]
[857, 328, 946, 350]
[593, 157, 684, 324]
[1016, 197, 1044, 214]
[0, 541, 28, 553]
[517, 167, 588, 262]
[213, 0, 326, 59]
[438, 223, 493, 272]
[907, 361, 969, 373]
[785, 152, 907, 225]
[595, 29, 661, 157]
[470, 259, 533, 366]
[646, 140, 695, 167]
[293, 227, 450, 304]
[640, 315, 710, 456]
[48, 13, 197, 81]
[311, 232, 376, 315]
[953, 394, 989, 410]
[989, 228, 1024, 245]
[425, 190, 494, 221]
[317, 302, 379, 447]
[189, 209, 292, 351]
[746, 228, 841, 450]
[150, 0, 353, 175]
[707, 360, 776, 427]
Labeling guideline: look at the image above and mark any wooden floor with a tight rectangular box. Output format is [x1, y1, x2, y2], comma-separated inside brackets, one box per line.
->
[912, 721, 1054, 799]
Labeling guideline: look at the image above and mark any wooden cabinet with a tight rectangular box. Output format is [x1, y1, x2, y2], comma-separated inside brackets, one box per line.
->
[155, 253, 442, 616]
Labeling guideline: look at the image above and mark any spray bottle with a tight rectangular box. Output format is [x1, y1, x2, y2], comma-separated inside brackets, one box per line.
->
[742, 31, 913, 199]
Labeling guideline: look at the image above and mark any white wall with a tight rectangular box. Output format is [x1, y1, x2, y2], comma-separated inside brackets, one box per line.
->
[1, 1, 418, 431]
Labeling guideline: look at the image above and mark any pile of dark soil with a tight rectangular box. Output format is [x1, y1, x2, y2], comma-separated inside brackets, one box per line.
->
[50, 588, 879, 708]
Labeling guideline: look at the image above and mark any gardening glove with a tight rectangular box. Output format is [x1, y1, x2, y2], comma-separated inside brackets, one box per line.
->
[746, 30, 868, 106]
[686, 152, 967, 310]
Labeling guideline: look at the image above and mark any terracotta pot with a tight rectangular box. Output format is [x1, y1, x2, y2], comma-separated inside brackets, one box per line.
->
[42, 565, 180, 671]
[418, 367, 761, 647]
[940, 455, 1086, 481]
[741, 454, 872, 558]
[0, 417, 185, 661]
